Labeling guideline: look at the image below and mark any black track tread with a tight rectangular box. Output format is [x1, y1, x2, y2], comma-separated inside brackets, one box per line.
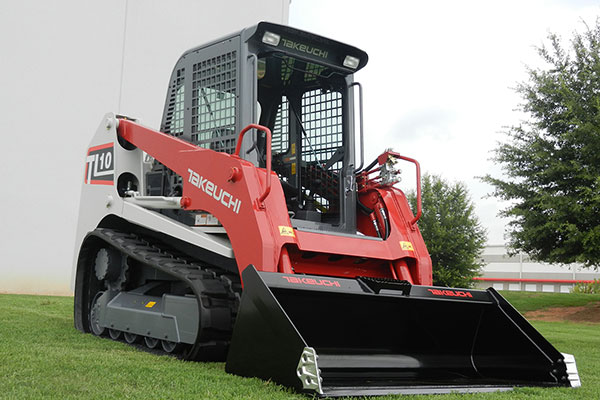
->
[87, 228, 240, 361]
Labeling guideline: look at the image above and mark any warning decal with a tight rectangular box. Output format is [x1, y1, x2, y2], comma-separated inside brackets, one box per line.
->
[399, 241, 414, 251]
[279, 226, 295, 237]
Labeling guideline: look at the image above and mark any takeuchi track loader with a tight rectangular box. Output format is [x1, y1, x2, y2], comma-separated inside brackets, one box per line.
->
[73, 22, 580, 396]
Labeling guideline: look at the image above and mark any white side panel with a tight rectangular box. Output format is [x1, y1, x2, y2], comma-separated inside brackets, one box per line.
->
[72, 113, 128, 289]
[121, 202, 233, 258]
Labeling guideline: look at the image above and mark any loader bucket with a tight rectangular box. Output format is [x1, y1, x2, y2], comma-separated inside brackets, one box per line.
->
[226, 266, 580, 397]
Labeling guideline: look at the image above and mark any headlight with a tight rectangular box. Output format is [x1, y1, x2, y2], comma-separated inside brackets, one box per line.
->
[343, 55, 360, 69]
[262, 31, 281, 46]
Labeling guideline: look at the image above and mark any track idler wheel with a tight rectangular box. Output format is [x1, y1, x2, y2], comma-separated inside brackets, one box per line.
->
[89, 291, 106, 336]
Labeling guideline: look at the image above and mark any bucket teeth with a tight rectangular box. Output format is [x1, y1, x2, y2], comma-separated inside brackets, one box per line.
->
[561, 353, 581, 387]
[296, 347, 323, 394]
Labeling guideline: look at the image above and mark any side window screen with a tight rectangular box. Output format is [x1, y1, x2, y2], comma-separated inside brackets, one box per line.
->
[162, 68, 185, 136]
[194, 88, 236, 150]
[172, 85, 185, 135]
[272, 96, 289, 155]
[191, 51, 238, 153]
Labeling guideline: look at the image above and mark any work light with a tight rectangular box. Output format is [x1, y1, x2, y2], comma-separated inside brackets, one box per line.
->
[343, 55, 360, 69]
[262, 31, 281, 46]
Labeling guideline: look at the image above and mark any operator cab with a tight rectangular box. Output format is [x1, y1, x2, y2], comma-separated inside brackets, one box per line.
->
[249, 24, 368, 233]
[155, 22, 368, 234]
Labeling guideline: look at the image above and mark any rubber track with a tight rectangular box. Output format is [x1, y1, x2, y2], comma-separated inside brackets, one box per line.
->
[87, 228, 240, 361]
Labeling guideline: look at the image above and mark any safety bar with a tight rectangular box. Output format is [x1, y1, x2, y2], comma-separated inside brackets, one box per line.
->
[234, 124, 272, 207]
[350, 82, 364, 173]
[398, 155, 422, 226]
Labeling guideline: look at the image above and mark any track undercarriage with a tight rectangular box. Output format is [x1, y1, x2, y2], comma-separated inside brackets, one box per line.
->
[76, 228, 240, 360]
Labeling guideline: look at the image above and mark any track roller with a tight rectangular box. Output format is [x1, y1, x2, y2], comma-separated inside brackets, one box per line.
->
[145, 336, 159, 349]
[124, 332, 139, 344]
[109, 329, 122, 340]
[161, 340, 183, 353]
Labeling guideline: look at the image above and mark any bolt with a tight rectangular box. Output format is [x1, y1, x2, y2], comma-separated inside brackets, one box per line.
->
[105, 119, 112, 130]
[227, 167, 242, 182]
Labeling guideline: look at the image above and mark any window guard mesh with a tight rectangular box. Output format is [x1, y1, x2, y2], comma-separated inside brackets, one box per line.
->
[191, 51, 237, 153]
[301, 89, 343, 213]
[272, 96, 289, 154]
[162, 68, 185, 136]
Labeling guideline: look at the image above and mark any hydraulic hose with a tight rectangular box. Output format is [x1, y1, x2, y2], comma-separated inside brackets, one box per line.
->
[357, 197, 374, 214]
[369, 212, 382, 238]
[379, 206, 390, 239]
[357, 158, 378, 175]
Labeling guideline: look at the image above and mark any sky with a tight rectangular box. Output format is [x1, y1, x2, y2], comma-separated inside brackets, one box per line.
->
[290, 0, 600, 244]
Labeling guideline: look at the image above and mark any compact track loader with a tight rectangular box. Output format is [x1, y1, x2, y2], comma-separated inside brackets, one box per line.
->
[73, 22, 580, 396]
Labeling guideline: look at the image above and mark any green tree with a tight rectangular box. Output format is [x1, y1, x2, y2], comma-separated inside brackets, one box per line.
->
[408, 174, 487, 288]
[483, 20, 600, 267]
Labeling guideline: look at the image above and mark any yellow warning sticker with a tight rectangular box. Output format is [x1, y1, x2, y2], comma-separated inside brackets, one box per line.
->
[291, 143, 296, 155]
[145, 301, 156, 308]
[279, 226, 295, 237]
[291, 162, 296, 175]
[399, 241, 414, 251]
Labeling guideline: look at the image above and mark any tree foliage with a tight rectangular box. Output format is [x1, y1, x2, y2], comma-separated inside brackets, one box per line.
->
[408, 174, 487, 288]
[483, 20, 600, 267]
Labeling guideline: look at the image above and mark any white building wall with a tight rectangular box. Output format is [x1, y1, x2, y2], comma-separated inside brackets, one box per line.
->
[477, 245, 600, 292]
[0, 0, 289, 295]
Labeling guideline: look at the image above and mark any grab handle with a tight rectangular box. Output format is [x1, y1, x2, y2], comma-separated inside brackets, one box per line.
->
[234, 124, 272, 208]
[397, 154, 422, 226]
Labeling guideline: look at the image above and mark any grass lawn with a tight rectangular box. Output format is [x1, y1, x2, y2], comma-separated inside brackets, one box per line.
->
[499, 290, 600, 313]
[0, 292, 598, 399]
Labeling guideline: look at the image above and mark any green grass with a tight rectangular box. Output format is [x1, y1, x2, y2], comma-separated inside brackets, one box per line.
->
[0, 294, 300, 400]
[1, 293, 598, 399]
[499, 290, 600, 313]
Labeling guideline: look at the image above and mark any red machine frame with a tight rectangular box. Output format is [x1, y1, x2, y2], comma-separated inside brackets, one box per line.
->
[119, 120, 432, 285]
